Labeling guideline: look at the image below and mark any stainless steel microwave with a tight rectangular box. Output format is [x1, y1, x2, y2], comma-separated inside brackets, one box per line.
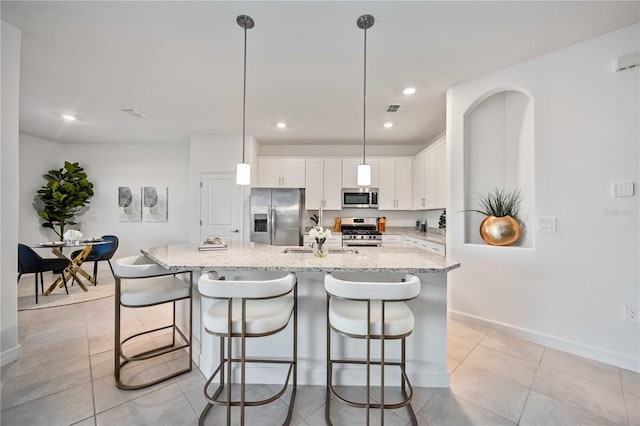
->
[342, 188, 379, 209]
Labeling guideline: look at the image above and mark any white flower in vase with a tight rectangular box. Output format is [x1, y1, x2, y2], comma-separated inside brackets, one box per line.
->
[309, 227, 332, 257]
[309, 226, 331, 245]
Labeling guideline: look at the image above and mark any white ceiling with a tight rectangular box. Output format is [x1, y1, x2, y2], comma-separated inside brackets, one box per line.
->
[2, 1, 638, 146]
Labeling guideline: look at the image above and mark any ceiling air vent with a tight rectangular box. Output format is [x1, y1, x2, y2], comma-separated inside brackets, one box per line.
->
[119, 108, 149, 119]
[386, 104, 402, 113]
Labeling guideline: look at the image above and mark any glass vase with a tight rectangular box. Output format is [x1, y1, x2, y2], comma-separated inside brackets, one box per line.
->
[313, 242, 328, 258]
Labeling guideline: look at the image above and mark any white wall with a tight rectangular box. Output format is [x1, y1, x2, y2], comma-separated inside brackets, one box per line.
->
[464, 91, 535, 247]
[1, 20, 21, 366]
[189, 134, 256, 244]
[447, 24, 639, 370]
[19, 135, 67, 245]
[19, 136, 191, 258]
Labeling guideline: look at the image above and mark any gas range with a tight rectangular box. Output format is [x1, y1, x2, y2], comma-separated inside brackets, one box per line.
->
[341, 218, 382, 247]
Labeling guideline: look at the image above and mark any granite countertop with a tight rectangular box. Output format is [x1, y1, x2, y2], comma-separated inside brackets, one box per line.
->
[383, 227, 446, 245]
[142, 243, 460, 273]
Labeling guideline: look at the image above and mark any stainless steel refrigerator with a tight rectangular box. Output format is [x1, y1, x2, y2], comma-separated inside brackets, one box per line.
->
[250, 188, 305, 246]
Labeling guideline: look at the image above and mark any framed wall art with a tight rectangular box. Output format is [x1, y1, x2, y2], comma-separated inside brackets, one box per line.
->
[118, 186, 142, 222]
[143, 186, 168, 222]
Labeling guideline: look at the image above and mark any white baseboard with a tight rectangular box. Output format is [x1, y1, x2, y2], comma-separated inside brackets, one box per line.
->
[1, 344, 21, 367]
[191, 335, 200, 368]
[449, 310, 640, 373]
[198, 351, 215, 378]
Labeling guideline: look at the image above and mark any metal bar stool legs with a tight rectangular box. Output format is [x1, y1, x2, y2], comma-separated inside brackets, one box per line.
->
[113, 256, 193, 390]
[324, 273, 421, 426]
[198, 272, 298, 426]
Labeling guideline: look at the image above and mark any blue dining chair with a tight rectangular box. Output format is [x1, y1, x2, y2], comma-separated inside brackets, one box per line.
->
[71, 235, 119, 285]
[18, 244, 70, 304]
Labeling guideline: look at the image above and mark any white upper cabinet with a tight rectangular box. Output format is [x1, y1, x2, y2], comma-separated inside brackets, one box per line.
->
[412, 138, 446, 210]
[412, 151, 426, 209]
[341, 159, 379, 188]
[258, 159, 306, 188]
[258, 159, 281, 187]
[424, 148, 437, 209]
[305, 159, 342, 210]
[378, 158, 412, 210]
[435, 141, 447, 208]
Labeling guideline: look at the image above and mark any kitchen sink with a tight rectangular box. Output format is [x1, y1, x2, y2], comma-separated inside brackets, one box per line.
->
[283, 248, 359, 254]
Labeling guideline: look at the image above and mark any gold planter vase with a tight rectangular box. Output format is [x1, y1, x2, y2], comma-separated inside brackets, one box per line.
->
[480, 215, 521, 246]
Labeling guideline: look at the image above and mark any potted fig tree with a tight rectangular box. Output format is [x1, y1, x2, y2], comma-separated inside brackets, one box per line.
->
[37, 161, 94, 240]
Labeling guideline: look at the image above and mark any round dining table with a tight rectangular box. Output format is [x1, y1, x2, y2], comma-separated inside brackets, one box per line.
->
[32, 240, 110, 295]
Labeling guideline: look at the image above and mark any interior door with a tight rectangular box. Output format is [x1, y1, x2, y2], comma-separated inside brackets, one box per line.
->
[200, 172, 241, 244]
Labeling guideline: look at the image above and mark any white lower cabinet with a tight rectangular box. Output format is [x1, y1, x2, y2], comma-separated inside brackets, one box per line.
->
[381, 234, 403, 248]
[403, 235, 445, 256]
[303, 233, 342, 248]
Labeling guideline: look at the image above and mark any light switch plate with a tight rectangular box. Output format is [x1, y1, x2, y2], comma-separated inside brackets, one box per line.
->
[612, 182, 635, 197]
[537, 216, 557, 232]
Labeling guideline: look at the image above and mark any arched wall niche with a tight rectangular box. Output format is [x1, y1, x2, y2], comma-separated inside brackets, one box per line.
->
[463, 88, 535, 248]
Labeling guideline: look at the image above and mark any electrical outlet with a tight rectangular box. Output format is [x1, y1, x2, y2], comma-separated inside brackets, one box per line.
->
[624, 304, 639, 323]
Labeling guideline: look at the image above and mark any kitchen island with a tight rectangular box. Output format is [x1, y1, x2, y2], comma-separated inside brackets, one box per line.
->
[142, 243, 460, 387]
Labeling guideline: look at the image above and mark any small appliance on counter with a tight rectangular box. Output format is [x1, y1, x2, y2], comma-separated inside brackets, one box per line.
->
[420, 221, 427, 232]
[415, 220, 421, 231]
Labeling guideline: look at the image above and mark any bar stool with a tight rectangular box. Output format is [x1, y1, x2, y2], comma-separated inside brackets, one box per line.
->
[197, 271, 297, 426]
[324, 272, 421, 425]
[113, 255, 192, 390]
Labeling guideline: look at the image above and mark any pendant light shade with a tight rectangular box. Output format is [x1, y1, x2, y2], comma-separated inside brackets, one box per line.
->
[357, 14, 374, 187]
[236, 15, 254, 186]
[236, 163, 251, 185]
[357, 164, 371, 186]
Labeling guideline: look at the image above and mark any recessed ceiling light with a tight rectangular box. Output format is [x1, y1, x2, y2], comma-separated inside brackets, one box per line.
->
[62, 114, 77, 121]
[276, 122, 287, 129]
[402, 87, 416, 95]
[383, 122, 394, 129]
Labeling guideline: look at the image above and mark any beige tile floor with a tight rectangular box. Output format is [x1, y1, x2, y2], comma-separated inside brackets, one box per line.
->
[1, 271, 639, 425]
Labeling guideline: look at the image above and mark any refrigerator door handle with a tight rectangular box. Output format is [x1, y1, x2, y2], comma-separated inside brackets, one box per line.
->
[267, 205, 272, 244]
[271, 205, 277, 243]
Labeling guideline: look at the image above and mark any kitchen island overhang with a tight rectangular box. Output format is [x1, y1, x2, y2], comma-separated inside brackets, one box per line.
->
[141, 243, 460, 387]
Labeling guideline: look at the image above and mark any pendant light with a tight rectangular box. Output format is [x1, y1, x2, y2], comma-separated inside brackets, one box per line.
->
[236, 15, 254, 186]
[357, 14, 374, 187]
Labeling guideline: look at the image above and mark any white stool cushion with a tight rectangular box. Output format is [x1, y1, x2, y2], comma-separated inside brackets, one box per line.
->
[329, 298, 414, 337]
[325, 273, 421, 301]
[198, 272, 295, 299]
[204, 296, 294, 335]
[120, 276, 190, 306]
[115, 255, 174, 278]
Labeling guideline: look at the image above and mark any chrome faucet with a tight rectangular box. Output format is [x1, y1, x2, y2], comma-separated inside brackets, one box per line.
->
[318, 206, 323, 229]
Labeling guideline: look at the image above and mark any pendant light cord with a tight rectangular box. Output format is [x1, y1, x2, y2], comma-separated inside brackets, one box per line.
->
[242, 25, 247, 164]
[362, 26, 367, 166]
